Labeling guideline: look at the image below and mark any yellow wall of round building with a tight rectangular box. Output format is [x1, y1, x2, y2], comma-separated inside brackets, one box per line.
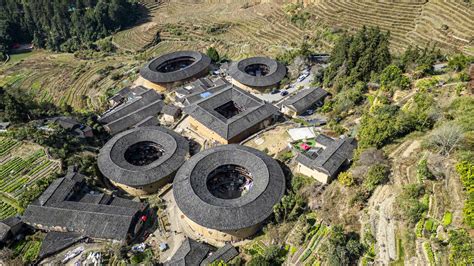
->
[180, 211, 262, 242]
[109, 177, 170, 196]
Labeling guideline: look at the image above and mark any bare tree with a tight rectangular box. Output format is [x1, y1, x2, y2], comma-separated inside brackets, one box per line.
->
[427, 123, 464, 156]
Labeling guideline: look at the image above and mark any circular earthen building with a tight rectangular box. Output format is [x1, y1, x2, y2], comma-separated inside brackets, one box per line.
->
[98, 126, 189, 196]
[139, 51, 211, 91]
[228, 57, 286, 91]
[173, 145, 285, 242]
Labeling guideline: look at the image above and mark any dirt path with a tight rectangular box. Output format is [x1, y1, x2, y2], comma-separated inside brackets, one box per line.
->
[366, 185, 398, 264]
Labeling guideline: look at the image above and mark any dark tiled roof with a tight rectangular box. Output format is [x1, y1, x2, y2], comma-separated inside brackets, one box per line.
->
[22, 172, 146, 241]
[105, 100, 164, 135]
[134, 116, 159, 128]
[47, 116, 79, 129]
[98, 126, 189, 187]
[173, 145, 285, 231]
[183, 84, 279, 140]
[38, 232, 85, 259]
[201, 243, 238, 265]
[162, 105, 181, 116]
[108, 87, 131, 103]
[99, 89, 161, 124]
[165, 238, 211, 266]
[229, 57, 286, 87]
[140, 51, 211, 84]
[295, 135, 357, 177]
[281, 88, 328, 114]
[0, 122, 11, 129]
[0, 222, 11, 241]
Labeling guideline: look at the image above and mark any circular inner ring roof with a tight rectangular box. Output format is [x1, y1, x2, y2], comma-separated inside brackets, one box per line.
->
[140, 51, 211, 84]
[173, 145, 285, 231]
[229, 57, 287, 88]
[98, 126, 189, 187]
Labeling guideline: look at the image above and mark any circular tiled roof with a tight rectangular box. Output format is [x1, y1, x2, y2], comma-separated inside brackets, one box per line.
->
[229, 57, 287, 88]
[173, 145, 285, 231]
[98, 126, 189, 187]
[140, 51, 211, 84]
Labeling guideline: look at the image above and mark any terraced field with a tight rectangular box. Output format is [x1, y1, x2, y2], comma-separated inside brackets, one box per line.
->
[0, 137, 61, 219]
[308, 0, 473, 55]
[0, 52, 140, 111]
[113, 0, 473, 59]
[113, 1, 312, 59]
[1, 1, 472, 112]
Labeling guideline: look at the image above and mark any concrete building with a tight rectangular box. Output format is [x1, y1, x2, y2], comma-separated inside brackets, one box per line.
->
[228, 57, 286, 92]
[280, 87, 328, 117]
[173, 145, 285, 242]
[295, 134, 357, 184]
[22, 170, 148, 243]
[183, 84, 280, 144]
[139, 51, 211, 92]
[98, 126, 189, 196]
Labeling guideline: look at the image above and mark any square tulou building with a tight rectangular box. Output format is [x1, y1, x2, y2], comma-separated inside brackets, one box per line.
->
[183, 84, 279, 144]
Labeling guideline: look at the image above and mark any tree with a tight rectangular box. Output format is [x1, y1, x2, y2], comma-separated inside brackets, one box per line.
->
[396, 184, 428, 224]
[206, 47, 220, 63]
[321, 225, 364, 265]
[273, 193, 305, 223]
[324, 26, 391, 89]
[363, 164, 390, 192]
[380, 64, 410, 90]
[448, 53, 471, 72]
[448, 229, 474, 264]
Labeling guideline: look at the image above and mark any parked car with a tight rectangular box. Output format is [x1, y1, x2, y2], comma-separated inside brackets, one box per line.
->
[304, 109, 314, 115]
[271, 89, 280, 94]
[280, 90, 289, 96]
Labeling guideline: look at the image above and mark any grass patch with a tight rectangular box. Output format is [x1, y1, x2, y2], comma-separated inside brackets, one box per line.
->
[442, 211, 452, 226]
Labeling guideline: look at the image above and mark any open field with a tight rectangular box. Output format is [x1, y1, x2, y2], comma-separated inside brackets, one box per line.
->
[0, 137, 61, 219]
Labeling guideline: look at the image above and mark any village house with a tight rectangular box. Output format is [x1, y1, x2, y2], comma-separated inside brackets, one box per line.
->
[294, 134, 357, 184]
[22, 170, 149, 243]
[99, 87, 164, 135]
[280, 87, 328, 117]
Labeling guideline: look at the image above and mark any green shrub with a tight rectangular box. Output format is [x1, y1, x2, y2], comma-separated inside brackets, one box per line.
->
[416, 218, 425, 237]
[456, 161, 474, 228]
[338, 171, 354, 187]
[416, 158, 434, 181]
[423, 242, 435, 265]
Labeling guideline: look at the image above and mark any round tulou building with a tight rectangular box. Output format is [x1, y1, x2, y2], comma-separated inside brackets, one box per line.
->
[228, 56, 287, 92]
[139, 50, 211, 92]
[173, 145, 285, 242]
[98, 126, 189, 196]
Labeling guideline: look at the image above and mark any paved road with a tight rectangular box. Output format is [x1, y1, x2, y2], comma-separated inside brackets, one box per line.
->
[254, 68, 315, 104]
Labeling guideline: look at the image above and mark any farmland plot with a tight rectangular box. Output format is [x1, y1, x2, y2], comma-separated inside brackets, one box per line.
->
[0, 137, 61, 219]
